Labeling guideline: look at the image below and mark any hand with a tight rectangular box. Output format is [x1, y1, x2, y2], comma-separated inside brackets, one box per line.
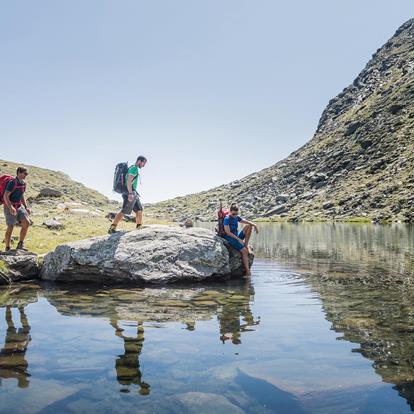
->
[26, 208, 31, 215]
[9, 207, 17, 216]
[254, 225, 259, 234]
[128, 194, 134, 202]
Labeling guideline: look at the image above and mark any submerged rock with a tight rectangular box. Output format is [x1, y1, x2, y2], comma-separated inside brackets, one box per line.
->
[0, 251, 40, 285]
[41, 225, 254, 284]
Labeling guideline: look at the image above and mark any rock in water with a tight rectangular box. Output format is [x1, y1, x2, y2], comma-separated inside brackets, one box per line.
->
[41, 225, 254, 284]
[0, 251, 40, 285]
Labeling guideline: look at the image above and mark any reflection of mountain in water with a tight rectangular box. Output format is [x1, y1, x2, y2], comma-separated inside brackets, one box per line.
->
[254, 223, 414, 284]
[309, 275, 414, 411]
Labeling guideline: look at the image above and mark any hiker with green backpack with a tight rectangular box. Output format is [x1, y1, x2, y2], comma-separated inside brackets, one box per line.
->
[109, 156, 147, 234]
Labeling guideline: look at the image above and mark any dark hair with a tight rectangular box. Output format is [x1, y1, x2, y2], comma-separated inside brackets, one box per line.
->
[136, 156, 147, 163]
[230, 203, 239, 212]
[16, 167, 28, 175]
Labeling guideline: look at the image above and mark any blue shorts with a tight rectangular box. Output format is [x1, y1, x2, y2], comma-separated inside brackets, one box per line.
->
[224, 230, 246, 251]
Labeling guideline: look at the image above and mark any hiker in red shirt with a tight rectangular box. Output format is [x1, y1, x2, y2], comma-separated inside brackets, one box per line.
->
[0, 167, 31, 252]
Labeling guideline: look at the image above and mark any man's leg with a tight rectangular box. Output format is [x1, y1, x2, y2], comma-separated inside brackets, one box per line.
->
[241, 247, 251, 277]
[109, 194, 130, 233]
[4, 225, 13, 250]
[135, 210, 143, 226]
[19, 217, 30, 244]
[134, 197, 144, 228]
[112, 211, 125, 227]
[242, 224, 253, 247]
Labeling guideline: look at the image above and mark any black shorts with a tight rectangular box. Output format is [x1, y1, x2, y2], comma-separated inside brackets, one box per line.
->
[121, 192, 143, 214]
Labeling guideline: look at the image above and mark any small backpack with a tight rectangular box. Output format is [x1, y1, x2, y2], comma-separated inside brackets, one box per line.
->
[0, 175, 26, 205]
[112, 162, 129, 194]
[216, 201, 229, 237]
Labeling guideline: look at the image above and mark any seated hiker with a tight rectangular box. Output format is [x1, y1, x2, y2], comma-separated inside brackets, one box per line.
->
[109, 156, 147, 234]
[1, 167, 31, 251]
[223, 203, 258, 277]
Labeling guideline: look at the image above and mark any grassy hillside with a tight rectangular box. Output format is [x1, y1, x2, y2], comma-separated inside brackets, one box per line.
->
[0, 160, 166, 254]
[148, 18, 414, 224]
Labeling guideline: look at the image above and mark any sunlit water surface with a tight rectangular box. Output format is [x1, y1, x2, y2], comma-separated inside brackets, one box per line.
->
[1, 223, 414, 413]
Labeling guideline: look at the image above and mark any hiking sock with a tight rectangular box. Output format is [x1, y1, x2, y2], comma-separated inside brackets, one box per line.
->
[136, 224, 142, 229]
[5, 246, 10, 252]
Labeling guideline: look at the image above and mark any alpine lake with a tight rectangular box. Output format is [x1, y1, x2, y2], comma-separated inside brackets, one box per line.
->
[1, 223, 414, 414]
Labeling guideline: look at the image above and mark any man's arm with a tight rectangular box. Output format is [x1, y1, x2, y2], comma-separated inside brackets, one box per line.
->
[240, 219, 259, 233]
[3, 192, 17, 215]
[224, 225, 243, 242]
[126, 174, 135, 200]
[21, 194, 30, 214]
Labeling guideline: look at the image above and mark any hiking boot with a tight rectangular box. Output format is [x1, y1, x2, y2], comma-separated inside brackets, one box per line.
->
[5, 246, 11, 252]
[136, 224, 142, 230]
[16, 241, 27, 251]
[108, 225, 117, 234]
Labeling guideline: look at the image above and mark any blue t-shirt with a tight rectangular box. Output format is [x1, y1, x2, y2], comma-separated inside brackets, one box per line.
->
[223, 215, 242, 236]
[5, 178, 25, 203]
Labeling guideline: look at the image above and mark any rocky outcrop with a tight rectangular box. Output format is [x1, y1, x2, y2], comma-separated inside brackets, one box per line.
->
[38, 188, 62, 198]
[41, 225, 253, 284]
[0, 251, 40, 285]
[148, 18, 414, 223]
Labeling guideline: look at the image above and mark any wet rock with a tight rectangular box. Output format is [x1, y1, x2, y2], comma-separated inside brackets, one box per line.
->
[41, 225, 254, 284]
[0, 251, 40, 284]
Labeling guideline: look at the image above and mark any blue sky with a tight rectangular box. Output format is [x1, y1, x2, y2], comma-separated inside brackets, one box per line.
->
[1, 1, 413, 203]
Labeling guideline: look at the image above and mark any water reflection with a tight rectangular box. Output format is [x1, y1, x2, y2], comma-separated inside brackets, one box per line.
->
[254, 222, 414, 284]
[110, 319, 150, 395]
[0, 306, 31, 388]
[308, 275, 414, 411]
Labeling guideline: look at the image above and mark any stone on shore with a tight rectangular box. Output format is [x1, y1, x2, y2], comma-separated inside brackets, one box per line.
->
[0, 251, 40, 285]
[41, 225, 253, 284]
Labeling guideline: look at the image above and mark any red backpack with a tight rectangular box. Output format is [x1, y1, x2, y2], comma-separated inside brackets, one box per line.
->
[0, 175, 26, 206]
[216, 202, 230, 237]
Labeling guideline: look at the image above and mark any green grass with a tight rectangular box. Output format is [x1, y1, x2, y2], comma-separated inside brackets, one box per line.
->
[0, 260, 9, 273]
[342, 216, 372, 223]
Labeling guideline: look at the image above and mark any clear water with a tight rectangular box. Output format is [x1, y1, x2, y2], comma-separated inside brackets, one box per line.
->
[1, 223, 414, 413]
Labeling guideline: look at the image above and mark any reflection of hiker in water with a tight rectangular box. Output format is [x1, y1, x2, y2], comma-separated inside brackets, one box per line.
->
[0, 306, 31, 388]
[218, 285, 260, 345]
[110, 318, 150, 395]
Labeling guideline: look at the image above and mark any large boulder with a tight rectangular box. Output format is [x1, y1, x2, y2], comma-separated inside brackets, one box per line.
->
[0, 251, 40, 285]
[41, 225, 254, 284]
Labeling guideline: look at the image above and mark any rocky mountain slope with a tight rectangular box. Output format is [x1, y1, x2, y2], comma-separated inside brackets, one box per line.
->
[148, 18, 414, 223]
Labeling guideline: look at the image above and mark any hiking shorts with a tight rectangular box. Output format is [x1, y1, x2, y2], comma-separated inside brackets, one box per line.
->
[121, 192, 143, 214]
[3, 206, 29, 227]
[224, 230, 246, 251]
